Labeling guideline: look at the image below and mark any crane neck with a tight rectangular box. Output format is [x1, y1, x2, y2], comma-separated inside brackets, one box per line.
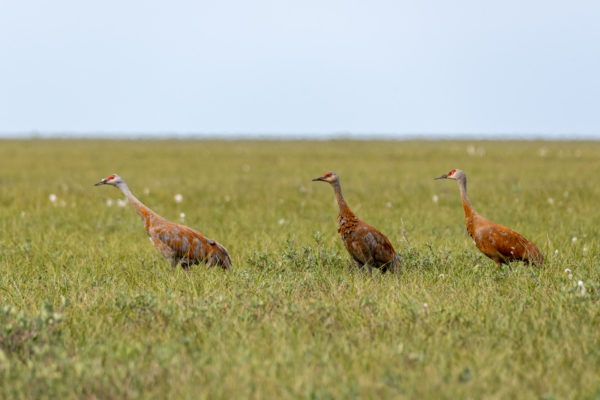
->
[332, 181, 355, 219]
[115, 182, 160, 222]
[457, 175, 476, 219]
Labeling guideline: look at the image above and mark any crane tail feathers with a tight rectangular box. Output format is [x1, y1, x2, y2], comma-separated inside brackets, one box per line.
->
[208, 242, 232, 270]
[526, 243, 544, 266]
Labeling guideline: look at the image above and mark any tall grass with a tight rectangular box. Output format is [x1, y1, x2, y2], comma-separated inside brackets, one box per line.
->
[0, 139, 598, 399]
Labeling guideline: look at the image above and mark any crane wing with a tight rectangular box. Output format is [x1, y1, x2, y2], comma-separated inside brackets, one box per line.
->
[151, 223, 209, 261]
[363, 228, 397, 265]
[479, 224, 530, 260]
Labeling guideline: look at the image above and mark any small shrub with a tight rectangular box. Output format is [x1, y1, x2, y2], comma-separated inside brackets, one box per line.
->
[0, 302, 64, 361]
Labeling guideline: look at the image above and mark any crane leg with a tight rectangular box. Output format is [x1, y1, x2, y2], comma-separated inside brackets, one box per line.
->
[180, 260, 192, 270]
[169, 258, 179, 270]
[493, 259, 503, 270]
[387, 263, 398, 274]
[364, 256, 375, 276]
[351, 258, 370, 275]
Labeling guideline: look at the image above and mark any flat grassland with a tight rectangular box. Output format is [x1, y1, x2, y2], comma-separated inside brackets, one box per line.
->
[0, 139, 599, 399]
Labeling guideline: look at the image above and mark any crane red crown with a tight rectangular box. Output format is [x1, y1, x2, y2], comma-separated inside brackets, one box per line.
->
[448, 169, 456, 176]
[324, 172, 333, 178]
[107, 174, 116, 180]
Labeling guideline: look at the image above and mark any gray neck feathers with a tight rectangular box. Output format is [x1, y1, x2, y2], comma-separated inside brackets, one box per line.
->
[115, 181, 149, 218]
[116, 182, 134, 200]
[332, 181, 348, 211]
[457, 174, 474, 211]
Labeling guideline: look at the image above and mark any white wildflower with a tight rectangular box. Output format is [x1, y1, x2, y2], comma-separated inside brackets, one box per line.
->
[577, 280, 586, 296]
[572, 237, 578, 243]
[180, 212, 185, 223]
[554, 249, 559, 255]
[49, 194, 57, 203]
[174, 193, 183, 203]
[538, 147, 548, 157]
[385, 202, 392, 208]
[564, 269, 572, 280]
[432, 195, 439, 203]
[20, 211, 25, 218]
[106, 199, 114, 207]
[547, 198, 554, 205]
[583, 247, 588, 253]
[143, 187, 150, 195]
[278, 218, 286, 225]
[224, 195, 231, 202]
[438, 273, 445, 279]
[117, 199, 127, 207]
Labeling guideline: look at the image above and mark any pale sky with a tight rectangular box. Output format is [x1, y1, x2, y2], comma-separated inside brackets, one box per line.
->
[1, 0, 599, 137]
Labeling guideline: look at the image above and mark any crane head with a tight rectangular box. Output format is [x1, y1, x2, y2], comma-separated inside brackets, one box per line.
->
[94, 173, 123, 186]
[434, 168, 463, 180]
[312, 171, 339, 184]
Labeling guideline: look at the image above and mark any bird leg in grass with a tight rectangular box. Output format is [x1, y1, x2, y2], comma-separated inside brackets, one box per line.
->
[353, 260, 373, 275]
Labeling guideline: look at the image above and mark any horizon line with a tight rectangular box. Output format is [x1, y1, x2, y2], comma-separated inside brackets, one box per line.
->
[1, 131, 599, 141]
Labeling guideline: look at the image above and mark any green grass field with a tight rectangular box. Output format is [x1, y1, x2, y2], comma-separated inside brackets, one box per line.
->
[1, 139, 599, 399]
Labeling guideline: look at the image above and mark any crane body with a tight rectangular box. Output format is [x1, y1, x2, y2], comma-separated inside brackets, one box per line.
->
[313, 172, 400, 274]
[435, 169, 543, 267]
[95, 174, 231, 270]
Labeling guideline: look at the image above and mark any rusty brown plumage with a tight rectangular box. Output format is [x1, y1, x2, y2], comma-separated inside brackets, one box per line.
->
[313, 171, 400, 274]
[95, 174, 231, 270]
[435, 168, 543, 268]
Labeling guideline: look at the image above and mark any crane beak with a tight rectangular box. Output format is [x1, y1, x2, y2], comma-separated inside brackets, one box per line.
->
[94, 179, 107, 186]
[312, 177, 325, 182]
[433, 174, 448, 180]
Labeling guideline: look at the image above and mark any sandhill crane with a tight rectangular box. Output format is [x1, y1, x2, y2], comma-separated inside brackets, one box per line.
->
[312, 171, 400, 274]
[95, 174, 231, 270]
[434, 169, 543, 268]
